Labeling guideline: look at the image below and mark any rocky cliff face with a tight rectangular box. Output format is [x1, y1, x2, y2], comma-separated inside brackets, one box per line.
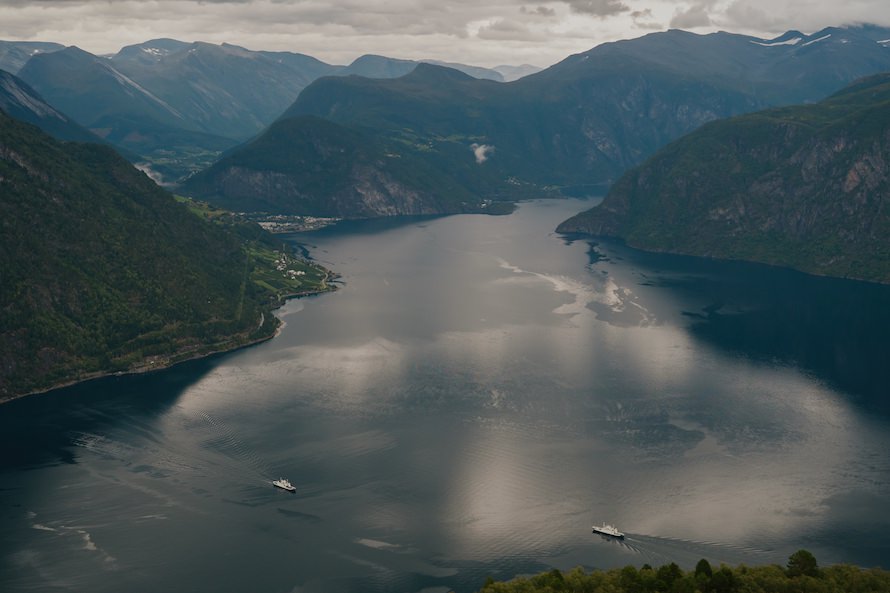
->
[558, 75, 890, 284]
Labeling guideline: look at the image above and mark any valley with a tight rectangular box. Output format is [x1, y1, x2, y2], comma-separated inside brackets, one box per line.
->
[1, 17, 890, 593]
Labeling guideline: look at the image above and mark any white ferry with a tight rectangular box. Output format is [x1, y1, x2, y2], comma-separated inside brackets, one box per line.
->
[592, 522, 624, 538]
[273, 478, 296, 492]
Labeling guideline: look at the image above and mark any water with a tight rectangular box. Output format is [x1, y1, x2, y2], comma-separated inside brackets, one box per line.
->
[2, 198, 889, 592]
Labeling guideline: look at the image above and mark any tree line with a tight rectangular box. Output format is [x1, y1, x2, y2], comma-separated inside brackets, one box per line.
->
[479, 550, 890, 593]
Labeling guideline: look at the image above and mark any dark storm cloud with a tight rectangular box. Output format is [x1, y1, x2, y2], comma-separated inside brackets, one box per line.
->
[564, 0, 630, 18]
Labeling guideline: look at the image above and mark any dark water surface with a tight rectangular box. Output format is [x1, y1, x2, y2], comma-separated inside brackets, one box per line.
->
[2, 198, 889, 592]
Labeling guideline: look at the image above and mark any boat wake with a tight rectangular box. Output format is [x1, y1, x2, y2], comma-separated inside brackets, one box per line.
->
[612, 532, 782, 568]
[198, 411, 274, 484]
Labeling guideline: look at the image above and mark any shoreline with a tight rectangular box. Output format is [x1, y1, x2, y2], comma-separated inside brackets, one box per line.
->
[0, 272, 339, 406]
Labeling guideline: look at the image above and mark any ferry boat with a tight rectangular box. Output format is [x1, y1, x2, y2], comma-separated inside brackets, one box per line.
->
[272, 478, 296, 492]
[592, 522, 624, 538]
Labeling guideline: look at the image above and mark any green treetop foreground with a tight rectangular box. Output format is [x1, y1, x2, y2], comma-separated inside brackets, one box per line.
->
[479, 551, 890, 593]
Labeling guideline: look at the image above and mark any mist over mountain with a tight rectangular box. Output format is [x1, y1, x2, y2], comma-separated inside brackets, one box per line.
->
[557, 74, 890, 284]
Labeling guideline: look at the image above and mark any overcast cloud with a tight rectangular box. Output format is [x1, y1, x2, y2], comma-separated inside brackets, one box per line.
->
[1, 0, 889, 67]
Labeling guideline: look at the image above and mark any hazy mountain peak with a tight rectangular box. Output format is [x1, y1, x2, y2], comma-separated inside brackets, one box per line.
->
[0, 40, 64, 74]
[351, 53, 412, 66]
[492, 63, 542, 82]
[405, 62, 475, 83]
[342, 54, 502, 81]
[58, 45, 94, 61]
[113, 39, 191, 65]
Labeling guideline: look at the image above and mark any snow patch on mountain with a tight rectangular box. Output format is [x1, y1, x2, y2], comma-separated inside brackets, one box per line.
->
[751, 37, 802, 47]
[802, 34, 832, 47]
[102, 63, 185, 119]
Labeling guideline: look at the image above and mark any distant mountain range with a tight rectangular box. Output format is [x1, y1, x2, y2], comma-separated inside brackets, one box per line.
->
[557, 74, 890, 284]
[186, 25, 890, 218]
[4, 25, 890, 284]
[2, 38, 515, 180]
[11, 26, 890, 190]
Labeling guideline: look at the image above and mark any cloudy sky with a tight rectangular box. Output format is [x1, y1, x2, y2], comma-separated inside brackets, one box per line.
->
[2, 0, 890, 67]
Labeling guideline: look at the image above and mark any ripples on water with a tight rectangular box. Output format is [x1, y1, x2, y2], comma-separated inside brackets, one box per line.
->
[2, 199, 889, 592]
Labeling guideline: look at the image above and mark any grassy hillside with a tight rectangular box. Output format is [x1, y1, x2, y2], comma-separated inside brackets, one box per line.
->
[0, 112, 331, 400]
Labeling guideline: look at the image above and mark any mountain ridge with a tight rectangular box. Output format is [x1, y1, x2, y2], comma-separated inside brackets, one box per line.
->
[216, 24, 890, 220]
[9, 39, 510, 180]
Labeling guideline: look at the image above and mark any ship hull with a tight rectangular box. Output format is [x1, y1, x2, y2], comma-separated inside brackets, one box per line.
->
[592, 526, 624, 538]
[273, 480, 296, 492]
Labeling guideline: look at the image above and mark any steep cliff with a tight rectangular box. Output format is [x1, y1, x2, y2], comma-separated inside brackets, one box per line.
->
[558, 75, 890, 283]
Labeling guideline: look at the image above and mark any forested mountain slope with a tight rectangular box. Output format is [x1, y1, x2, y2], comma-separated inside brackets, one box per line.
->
[0, 111, 329, 399]
[557, 74, 890, 284]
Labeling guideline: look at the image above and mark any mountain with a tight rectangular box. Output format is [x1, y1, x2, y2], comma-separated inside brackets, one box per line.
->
[0, 111, 330, 399]
[420, 59, 504, 81]
[109, 40, 341, 139]
[16, 45, 242, 179]
[182, 114, 518, 217]
[109, 38, 191, 66]
[337, 54, 416, 78]
[580, 26, 890, 105]
[557, 74, 890, 284]
[18, 46, 190, 133]
[192, 25, 890, 218]
[11, 39, 509, 181]
[0, 41, 63, 74]
[337, 54, 504, 81]
[258, 52, 762, 192]
[0, 69, 99, 143]
[183, 64, 540, 215]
